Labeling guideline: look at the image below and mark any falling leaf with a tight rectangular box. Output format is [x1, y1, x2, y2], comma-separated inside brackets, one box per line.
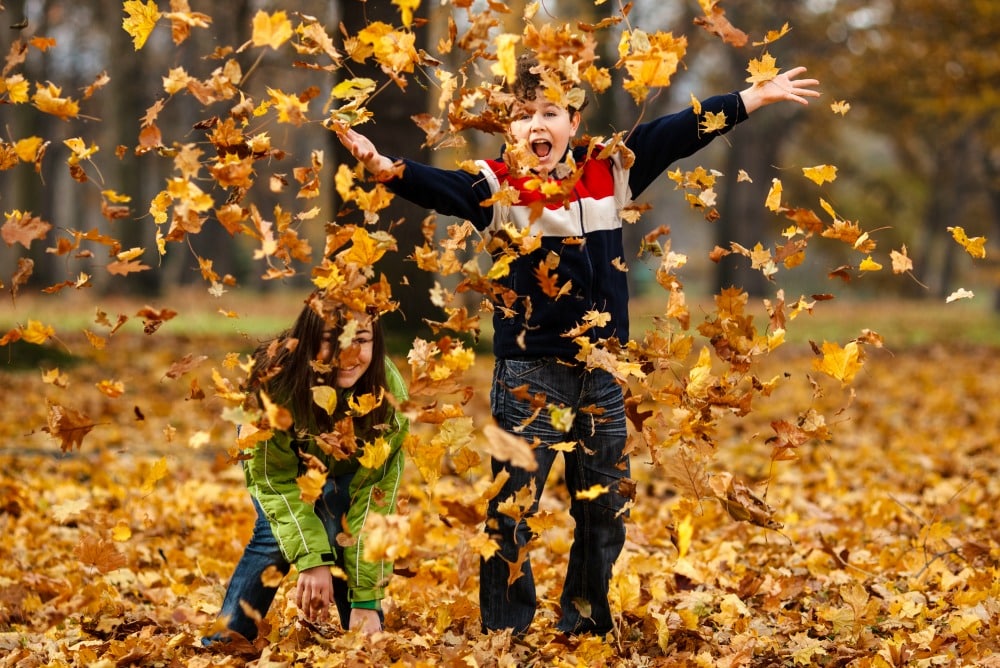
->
[140, 457, 168, 494]
[946, 288, 974, 303]
[765, 178, 782, 212]
[122, 0, 161, 50]
[575, 484, 609, 500]
[481, 424, 537, 472]
[358, 436, 390, 470]
[251, 10, 293, 50]
[890, 246, 913, 274]
[745, 53, 780, 85]
[812, 340, 863, 384]
[947, 226, 987, 259]
[802, 164, 838, 186]
[831, 100, 851, 115]
[312, 385, 338, 415]
[858, 256, 882, 272]
[2, 210, 51, 248]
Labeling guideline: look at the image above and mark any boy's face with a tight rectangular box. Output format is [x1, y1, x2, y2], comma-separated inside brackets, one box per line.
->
[509, 97, 581, 175]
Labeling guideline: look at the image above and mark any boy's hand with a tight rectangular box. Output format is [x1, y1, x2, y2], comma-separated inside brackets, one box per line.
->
[336, 128, 396, 178]
[740, 66, 820, 114]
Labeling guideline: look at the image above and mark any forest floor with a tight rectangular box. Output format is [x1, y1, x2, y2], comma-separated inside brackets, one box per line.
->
[2, 290, 1000, 666]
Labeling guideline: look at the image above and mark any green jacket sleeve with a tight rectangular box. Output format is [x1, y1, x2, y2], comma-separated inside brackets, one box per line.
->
[244, 429, 335, 572]
[344, 358, 410, 604]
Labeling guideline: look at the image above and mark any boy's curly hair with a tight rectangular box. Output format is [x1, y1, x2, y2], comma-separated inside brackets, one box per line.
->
[509, 53, 588, 113]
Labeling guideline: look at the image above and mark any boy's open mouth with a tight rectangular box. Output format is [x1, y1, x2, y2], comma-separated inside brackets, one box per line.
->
[531, 140, 552, 158]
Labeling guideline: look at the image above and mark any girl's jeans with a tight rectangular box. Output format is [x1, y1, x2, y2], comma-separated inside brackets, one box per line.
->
[209, 473, 355, 642]
[480, 358, 630, 635]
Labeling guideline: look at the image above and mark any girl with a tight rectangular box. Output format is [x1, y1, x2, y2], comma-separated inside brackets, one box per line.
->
[205, 293, 408, 644]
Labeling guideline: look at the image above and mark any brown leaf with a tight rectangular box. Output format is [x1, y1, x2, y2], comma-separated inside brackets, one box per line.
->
[1, 210, 51, 248]
[74, 534, 127, 574]
[163, 353, 208, 380]
[43, 401, 96, 452]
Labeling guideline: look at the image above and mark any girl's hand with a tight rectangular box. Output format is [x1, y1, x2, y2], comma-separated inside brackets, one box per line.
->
[295, 566, 334, 623]
[740, 66, 820, 114]
[349, 607, 382, 635]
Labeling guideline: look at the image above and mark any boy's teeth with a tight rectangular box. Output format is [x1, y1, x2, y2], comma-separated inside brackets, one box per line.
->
[532, 141, 551, 158]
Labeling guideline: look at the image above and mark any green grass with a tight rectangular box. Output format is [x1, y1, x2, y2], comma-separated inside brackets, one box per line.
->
[5, 288, 1000, 353]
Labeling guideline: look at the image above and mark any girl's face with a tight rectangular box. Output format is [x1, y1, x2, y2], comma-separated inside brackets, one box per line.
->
[509, 97, 581, 175]
[318, 318, 374, 389]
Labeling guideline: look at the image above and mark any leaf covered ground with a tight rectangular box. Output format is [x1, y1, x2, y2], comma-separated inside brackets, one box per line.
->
[3, 310, 1000, 667]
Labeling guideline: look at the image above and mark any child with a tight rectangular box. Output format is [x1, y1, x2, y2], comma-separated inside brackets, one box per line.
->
[204, 292, 409, 644]
[337, 54, 818, 636]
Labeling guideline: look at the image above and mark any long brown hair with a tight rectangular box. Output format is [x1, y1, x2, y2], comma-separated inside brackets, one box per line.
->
[245, 295, 390, 438]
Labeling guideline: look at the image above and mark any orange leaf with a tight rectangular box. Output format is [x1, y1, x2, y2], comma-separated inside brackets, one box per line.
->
[812, 340, 863, 384]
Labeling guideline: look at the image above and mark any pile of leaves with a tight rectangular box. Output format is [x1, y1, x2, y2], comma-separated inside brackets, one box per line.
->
[2, 324, 1000, 666]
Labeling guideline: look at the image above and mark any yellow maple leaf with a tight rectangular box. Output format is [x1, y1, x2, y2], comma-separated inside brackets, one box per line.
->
[111, 521, 132, 542]
[3, 75, 30, 103]
[251, 10, 293, 50]
[686, 346, 714, 398]
[348, 388, 384, 417]
[859, 255, 882, 272]
[765, 178, 782, 211]
[802, 164, 838, 185]
[831, 100, 851, 115]
[122, 0, 161, 50]
[358, 436, 390, 470]
[487, 254, 514, 280]
[140, 457, 168, 494]
[33, 83, 80, 120]
[700, 110, 728, 134]
[812, 340, 863, 384]
[947, 226, 987, 259]
[266, 87, 309, 126]
[754, 22, 791, 46]
[22, 320, 55, 344]
[341, 227, 389, 267]
[618, 29, 687, 102]
[297, 467, 326, 504]
[490, 33, 520, 83]
[746, 52, 780, 85]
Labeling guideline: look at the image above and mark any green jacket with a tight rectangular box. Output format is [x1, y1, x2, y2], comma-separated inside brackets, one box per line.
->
[243, 358, 409, 605]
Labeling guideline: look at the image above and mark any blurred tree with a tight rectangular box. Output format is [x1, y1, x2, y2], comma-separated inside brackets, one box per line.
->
[816, 0, 999, 302]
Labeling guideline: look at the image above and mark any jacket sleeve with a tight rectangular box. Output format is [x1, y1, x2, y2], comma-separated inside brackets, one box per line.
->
[384, 158, 495, 229]
[343, 359, 410, 604]
[244, 430, 336, 572]
[625, 91, 749, 199]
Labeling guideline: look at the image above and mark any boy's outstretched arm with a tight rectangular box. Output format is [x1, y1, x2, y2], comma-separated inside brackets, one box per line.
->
[337, 128, 396, 178]
[739, 66, 820, 114]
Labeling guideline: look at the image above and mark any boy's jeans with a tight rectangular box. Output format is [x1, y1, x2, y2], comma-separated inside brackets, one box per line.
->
[209, 473, 355, 642]
[480, 358, 630, 635]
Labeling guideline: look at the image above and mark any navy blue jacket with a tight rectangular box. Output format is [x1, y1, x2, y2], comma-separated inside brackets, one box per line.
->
[386, 93, 749, 359]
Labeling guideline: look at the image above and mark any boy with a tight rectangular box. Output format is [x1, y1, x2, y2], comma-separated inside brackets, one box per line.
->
[338, 54, 818, 636]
